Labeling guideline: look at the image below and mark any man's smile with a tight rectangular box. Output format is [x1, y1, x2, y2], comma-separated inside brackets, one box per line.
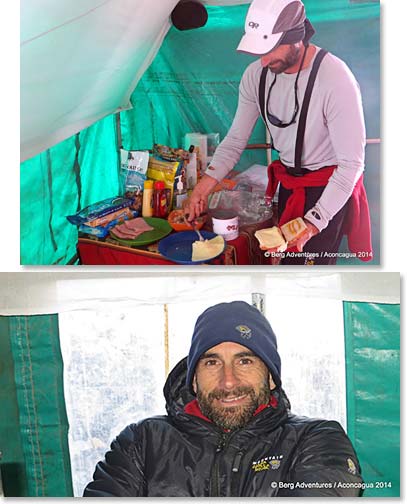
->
[218, 393, 249, 405]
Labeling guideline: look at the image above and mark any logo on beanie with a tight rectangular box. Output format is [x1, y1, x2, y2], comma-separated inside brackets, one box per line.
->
[235, 325, 252, 339]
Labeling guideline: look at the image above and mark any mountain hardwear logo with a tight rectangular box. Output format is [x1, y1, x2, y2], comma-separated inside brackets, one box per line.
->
[235, 325, 252, 339]
[347, 458, 356, 475]
[252, 455, 283, 472]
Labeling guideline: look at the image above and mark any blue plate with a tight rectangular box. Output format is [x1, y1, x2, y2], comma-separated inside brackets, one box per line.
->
[158, 231, 225, 265]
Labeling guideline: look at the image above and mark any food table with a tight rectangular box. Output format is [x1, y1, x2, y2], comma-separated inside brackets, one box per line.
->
[77, 217, 276, 265]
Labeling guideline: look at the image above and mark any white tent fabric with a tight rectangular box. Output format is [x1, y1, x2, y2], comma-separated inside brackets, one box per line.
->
[21, 0, 178, 161]
[0, 272, 400, 316]
[20, 0, 251, 162]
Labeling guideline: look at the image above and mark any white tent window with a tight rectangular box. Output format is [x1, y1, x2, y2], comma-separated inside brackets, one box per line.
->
[58, 307, 167, 497]
[58, 289, 346, 496]
[266, 295, 346, 426]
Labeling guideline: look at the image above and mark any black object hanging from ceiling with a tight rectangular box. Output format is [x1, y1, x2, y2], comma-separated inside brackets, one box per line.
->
[171, 0, 208, 30]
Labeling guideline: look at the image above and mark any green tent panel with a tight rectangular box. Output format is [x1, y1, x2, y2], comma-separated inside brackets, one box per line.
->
[344, 302, 400, 497]
[0, 315, 73, 496]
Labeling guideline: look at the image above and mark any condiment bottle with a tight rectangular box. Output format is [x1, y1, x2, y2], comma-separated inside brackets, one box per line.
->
[186, 146, 198, 190]
[142, 179, 154, 217]
[174, 175, 188, 209]
[153, 180, 169, 218]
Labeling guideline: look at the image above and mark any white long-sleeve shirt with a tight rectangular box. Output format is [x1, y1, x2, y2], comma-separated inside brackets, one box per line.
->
[206, 47, 366, 231]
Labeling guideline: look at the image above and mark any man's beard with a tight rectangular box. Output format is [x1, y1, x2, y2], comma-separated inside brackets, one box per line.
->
[196, 382, 271, 431]
[268, 44, 302, 74]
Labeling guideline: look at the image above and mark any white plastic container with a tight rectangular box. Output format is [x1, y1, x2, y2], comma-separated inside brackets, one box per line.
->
[212, 214, 239, 241]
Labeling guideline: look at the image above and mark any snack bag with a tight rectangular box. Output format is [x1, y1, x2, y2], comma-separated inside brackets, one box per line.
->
[67, 196, 133, 226]
[119, 149, 150, 212]
[78, 210, 138, 238]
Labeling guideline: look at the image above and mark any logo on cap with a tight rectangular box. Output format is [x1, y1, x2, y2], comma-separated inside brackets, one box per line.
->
[248, 21, 260, 29]
[235, 325, 252, 339]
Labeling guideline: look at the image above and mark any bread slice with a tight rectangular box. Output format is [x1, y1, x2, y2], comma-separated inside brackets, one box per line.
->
[254, 227, 287, 252]
[280, 217, 308, 245]
[192, 235, 225, 262]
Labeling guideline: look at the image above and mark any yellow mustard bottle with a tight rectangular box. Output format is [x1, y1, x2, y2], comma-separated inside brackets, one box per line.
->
[142, 180, 154, 218]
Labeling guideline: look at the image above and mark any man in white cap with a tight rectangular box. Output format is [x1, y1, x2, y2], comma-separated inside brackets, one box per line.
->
[184, 0, 372, 265]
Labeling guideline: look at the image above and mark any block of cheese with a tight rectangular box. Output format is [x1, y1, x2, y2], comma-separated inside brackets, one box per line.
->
[254, 227, 287, 252]
[280, 217, 308, 244]
[192, 235, 225, 262]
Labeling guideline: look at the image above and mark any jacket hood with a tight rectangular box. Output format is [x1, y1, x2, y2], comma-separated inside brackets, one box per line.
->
[163, 357, 291, 435]
[164, 357, 196, 416]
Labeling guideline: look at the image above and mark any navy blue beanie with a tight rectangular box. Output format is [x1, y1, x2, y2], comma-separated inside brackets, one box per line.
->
[187, 301, 281, 390]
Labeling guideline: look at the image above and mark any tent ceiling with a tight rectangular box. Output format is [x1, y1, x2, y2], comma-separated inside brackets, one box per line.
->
[20, 0, 179, 161]
[0, 273, 400, 315]
[20, 0, 252, 162]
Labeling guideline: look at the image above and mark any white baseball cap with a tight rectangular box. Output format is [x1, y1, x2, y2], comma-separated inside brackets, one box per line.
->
[237, 0, 307, 56]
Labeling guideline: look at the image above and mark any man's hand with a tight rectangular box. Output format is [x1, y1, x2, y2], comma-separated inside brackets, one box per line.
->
[183, 174, 218, 221]
[265, 219, 320, 262]
[290, 219, 319, 252]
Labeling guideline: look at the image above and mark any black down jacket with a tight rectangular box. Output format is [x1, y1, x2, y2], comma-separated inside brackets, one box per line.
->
[84, 358, 363, 497]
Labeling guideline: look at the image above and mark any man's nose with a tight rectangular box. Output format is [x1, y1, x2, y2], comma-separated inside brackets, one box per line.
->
[219, 365, 240, 390]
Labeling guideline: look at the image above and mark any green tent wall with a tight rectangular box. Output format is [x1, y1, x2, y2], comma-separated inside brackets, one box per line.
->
[0, 315, 73, 496]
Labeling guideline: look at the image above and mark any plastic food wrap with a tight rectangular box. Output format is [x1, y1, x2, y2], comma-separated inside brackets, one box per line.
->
[208, 189, 273, 226]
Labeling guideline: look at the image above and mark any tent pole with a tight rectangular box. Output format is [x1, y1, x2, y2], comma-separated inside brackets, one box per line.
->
[115, 112, 123, 150]
[115, 112, 123, 180]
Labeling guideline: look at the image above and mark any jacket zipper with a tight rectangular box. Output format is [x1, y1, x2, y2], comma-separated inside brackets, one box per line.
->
[231, 451, 244, 495]
[232, 451, 244, 473]
[209, 433, 229, 496]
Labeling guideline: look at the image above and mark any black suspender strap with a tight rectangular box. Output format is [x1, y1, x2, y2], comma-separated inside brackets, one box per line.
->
[293, 48, 328, 175]
[259, 65, 274, 150]
[259, 65, 269, 127]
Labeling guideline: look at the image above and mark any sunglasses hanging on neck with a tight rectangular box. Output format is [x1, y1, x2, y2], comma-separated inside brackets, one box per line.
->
[266, 44, 309, 128]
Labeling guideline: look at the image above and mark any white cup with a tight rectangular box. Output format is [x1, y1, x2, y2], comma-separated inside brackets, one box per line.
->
[212, 215, 239, 241]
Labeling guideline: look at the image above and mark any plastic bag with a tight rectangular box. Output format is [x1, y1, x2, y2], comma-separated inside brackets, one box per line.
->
[119, 149, 150, 211]
[208, 189, 273, 226]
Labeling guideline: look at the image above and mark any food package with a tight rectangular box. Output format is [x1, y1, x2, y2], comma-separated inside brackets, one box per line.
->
[67, 196, 134, 226]
[85, 207, 134, 228]
[119, 149, 150, 212]
[280, 217, 308, 244]
[78, 210, 138, 238]
[147, 148, 187, 209]
[153, 144, 189, 163]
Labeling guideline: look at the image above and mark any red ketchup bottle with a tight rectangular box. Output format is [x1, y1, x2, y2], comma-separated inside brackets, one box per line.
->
[153, 181, 169, 218]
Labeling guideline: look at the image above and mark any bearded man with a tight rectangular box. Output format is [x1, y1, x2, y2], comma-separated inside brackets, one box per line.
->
[184, 0, 372, 265]
[84, 301, 363, 497]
